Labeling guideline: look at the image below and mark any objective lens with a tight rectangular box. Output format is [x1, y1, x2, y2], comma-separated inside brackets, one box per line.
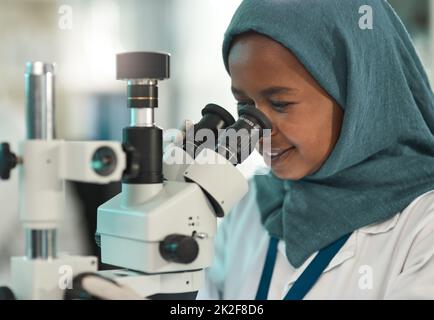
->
[91, 147, 117, 176]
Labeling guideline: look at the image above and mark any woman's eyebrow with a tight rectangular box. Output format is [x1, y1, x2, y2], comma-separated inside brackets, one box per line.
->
[260, 86, 298, 97]
[231, 86, 298, 97]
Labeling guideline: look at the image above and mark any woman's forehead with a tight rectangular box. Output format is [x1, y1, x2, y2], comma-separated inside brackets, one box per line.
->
[228, 33, 307, 77]
[228, 38, 314, 95]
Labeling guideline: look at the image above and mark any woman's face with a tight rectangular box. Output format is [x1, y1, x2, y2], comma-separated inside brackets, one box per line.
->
[228, 32, 343, 180]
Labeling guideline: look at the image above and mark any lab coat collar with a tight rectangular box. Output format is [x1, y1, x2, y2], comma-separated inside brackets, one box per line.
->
[281, 213, 400, 287]
[358, 213, 400, 235]
[281, 231, 357, 286]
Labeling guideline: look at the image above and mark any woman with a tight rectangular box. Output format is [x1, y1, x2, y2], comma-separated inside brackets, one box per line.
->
[197, 0, 434, 299]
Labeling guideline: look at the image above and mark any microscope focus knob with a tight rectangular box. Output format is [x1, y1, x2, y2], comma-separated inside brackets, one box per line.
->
[159, 234, 199, 264]
[0, 143, 18, 180]
[116, 52, 170, 80]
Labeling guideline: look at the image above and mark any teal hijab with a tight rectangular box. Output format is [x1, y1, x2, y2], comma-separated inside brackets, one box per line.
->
[222, 0, 434, 268]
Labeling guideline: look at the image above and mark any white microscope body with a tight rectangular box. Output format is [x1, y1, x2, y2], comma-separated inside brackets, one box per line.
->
[0, 52, 271, 299]
[97, 147, 248, 297]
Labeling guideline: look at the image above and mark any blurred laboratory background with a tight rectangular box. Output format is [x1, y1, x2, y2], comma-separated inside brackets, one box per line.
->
[0, 0, 433, 285]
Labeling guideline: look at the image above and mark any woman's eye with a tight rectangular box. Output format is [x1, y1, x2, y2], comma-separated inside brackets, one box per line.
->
[270, 101, 295, 112]
[236, 101, 296, 113]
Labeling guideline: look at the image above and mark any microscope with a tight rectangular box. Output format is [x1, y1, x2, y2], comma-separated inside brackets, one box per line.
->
[0, 52, 271, 299]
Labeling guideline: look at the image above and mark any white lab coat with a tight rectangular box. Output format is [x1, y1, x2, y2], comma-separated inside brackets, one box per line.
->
[197, 177, 434, 300]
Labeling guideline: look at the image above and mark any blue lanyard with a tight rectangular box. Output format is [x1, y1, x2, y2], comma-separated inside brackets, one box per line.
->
[255, 233, 351, 300]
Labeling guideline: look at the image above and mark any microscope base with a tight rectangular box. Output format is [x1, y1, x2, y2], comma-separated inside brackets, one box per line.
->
[98, 268, 204, 298]
[11, 255, 98, 299]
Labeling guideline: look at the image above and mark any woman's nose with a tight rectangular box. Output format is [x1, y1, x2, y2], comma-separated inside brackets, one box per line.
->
[256, 104, 277, 136]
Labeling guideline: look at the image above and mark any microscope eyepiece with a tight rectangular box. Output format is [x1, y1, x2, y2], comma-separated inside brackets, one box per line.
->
[201, 103, 236, 127]
[183, 103, 235, 157]
[215, 105, 272, 165]
[183, 104, 272, 165]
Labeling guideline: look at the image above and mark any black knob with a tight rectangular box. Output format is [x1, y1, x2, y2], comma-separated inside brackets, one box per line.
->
[116, 52, 170, 80]
[121, 143, 141, 181]
[159, 234, 199, 264]
[0, 143, 18, 180]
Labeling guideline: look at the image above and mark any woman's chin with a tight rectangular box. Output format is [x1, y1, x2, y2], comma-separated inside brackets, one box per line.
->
[271, 167, 305, 181]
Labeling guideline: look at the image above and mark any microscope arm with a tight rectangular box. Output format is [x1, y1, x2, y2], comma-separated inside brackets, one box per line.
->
[9, 139, 127, 300]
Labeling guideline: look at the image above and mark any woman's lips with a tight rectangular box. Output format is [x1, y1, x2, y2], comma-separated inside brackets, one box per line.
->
[263, 146, 295, 165]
